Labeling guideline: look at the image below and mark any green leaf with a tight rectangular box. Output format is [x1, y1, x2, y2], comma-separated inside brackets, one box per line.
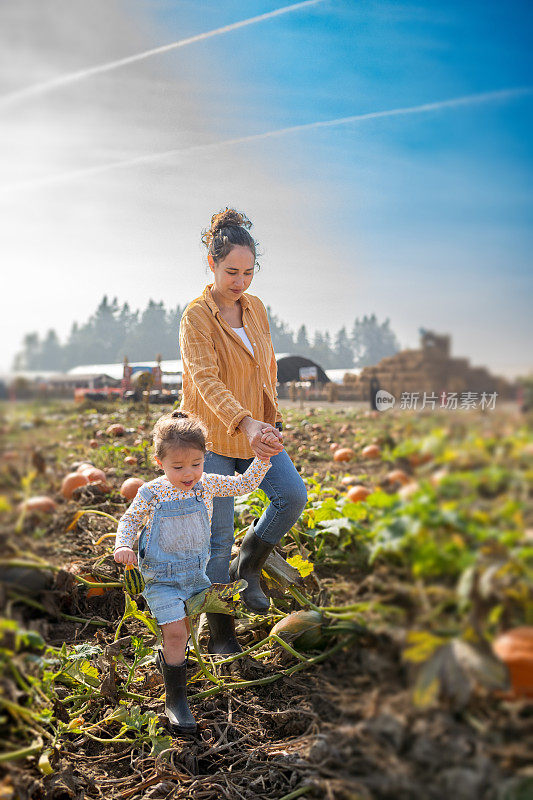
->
[317, 517, 355, 536]
[147, 717, 173, 757]
[342, 501, 370, 521]
[63, 658, 100, 688]
[185, 580, 247, 617]
[38, 748, 55, 776]
[286, 554, 314, 578]
[263, 550, 303, 589]
[0, 496, 12, 513]
[411, 636, 510, 710]
[67, 643, 102, 660]
[365, 489, 399, 510]
[122, 594, 160, 637]
[404, 631, 447, 664]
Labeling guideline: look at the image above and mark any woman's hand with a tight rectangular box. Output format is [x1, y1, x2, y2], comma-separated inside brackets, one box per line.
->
[261, 428, 283, 448]
[114, 547, 138, 566]
[239, 417, 283, 459]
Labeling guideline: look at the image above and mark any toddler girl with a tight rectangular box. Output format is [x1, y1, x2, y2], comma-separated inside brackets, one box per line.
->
[114, 410, 272, 735]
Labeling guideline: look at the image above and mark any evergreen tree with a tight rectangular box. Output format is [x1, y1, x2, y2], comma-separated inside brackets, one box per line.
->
[295, 325, 311, 357]
[126, 300, 168, 360]
[310, 330, 332, 369]
[13, 332, 41, 370]
[40, 330, 63, 370]
[265, 307, 295, 353]
[119, 303, 139, 362]
[351, 314, 400, 366]
[167, 304, 184, 360]
[333, 326, 354, 367]
[11, 297, 401, 373]
[90, 296, 123, 362]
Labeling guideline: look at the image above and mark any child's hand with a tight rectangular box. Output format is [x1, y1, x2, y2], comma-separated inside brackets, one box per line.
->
[260, 428, 282, 448]
[114, 547, 137, 565]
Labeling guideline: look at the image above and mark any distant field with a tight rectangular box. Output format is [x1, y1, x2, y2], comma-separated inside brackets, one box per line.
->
[1, 400, 532, 799]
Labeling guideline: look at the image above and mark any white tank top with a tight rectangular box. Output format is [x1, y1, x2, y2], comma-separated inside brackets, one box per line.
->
[232, 326, 254, 354]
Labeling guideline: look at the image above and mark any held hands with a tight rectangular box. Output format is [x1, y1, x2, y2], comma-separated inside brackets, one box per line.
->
[260, 428, 282, 448]
[114, 547, 138, 566]
[239, 417, 283, 460]
[257, 427, 284, 463]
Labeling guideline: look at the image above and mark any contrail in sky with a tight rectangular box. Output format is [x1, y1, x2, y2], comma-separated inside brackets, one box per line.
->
[0, 0, 324, 109]
[4, 87, 531, 195]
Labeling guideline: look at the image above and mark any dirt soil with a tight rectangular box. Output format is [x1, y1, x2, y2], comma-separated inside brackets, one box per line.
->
[1, 401, 531, 799]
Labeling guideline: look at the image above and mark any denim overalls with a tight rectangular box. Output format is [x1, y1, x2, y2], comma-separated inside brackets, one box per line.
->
[137, 480, 212, 626]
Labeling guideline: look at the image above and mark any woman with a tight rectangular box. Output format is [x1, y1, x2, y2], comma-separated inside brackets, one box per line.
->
[179, 208, 308, 655]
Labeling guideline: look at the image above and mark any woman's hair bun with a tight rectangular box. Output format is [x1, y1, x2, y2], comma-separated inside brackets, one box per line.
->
[201, 207, 258, 264]
[171, 410, 188, 419]
[210, 208, 251, 236]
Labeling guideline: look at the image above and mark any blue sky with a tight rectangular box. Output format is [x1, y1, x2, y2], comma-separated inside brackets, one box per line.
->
[1, 0, 532, 376]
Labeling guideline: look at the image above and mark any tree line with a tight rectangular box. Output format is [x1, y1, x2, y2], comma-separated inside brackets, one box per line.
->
[13, 296, 401, 372]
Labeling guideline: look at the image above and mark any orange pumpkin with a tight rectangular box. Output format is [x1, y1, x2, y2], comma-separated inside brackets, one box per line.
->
[61, 472, 89, 499]
[76, 462, 94, 473]
[346, 485, 371, 503]
[81, 466, 107, 484]
[408, 452, 433, 467]
[87, 586, 106, 597]
[492, 627, 533, 698]
[120, 477, 144, 501]
[361, 444, 381, 459]
[19, 496, 57, 513]
[333, 448, 355, 462]
[106, 423, 125, 437]
[385, 469, 410, 486]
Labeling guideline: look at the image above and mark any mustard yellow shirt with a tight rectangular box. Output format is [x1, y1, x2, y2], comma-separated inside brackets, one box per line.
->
[179, 284, 282, 458]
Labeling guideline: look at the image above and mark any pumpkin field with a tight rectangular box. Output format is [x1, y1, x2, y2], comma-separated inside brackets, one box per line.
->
[0, 399, 532, 800]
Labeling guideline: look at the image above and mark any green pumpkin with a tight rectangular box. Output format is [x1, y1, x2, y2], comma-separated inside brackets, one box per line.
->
[124, 565, 145, 596]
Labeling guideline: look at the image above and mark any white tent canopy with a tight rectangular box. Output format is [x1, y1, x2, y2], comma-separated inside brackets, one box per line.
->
[68, 360, 183, 381]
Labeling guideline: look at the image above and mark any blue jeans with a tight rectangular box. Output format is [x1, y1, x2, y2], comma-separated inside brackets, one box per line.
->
[204, 449, 308, 584]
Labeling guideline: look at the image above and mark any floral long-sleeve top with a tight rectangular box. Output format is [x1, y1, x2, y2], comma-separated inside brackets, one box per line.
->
[114, 456, 270, 552]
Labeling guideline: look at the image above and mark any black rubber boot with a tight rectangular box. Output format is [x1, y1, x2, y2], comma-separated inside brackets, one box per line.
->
[155, 649, 196, 735]
[206, 613, 243, 655]
[229, 522, 274, 613]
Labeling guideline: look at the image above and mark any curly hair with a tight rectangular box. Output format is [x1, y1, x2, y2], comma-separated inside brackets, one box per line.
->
[152, 411, 208, 461]
[201, 208, 259, 266]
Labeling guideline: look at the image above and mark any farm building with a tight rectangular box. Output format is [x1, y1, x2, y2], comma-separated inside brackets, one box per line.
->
[274, 354, 329, 384]
[3, 353, 330, 400]
[343, 330, 517, 400]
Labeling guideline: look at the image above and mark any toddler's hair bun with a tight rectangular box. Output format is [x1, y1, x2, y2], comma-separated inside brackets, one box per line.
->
[152, 410, 208, 461]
